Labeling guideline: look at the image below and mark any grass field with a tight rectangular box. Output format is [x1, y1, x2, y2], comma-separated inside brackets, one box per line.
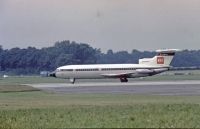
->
[1, 104, 200, 128]
[0, 71, 200, 128]
[1, 91, 200, 128]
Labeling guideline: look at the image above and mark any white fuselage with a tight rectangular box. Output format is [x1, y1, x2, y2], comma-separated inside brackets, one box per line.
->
[55, 64, 169, 79]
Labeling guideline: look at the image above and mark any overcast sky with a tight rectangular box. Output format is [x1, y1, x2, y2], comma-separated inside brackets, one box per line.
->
[1, 0, 200, 52]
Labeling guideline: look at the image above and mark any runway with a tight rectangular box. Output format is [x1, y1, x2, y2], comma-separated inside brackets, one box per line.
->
[29, 80, 200, 95]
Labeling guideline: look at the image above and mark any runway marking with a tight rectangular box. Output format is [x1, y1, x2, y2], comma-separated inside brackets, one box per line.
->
[28, 80, 200, 95]
[29, 80, 200, 88]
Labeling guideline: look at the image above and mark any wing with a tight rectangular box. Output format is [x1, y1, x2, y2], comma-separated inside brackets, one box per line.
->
[100, 69, 155, 78]
[101, 72, 134, 78]
[100, 68, 168, 78]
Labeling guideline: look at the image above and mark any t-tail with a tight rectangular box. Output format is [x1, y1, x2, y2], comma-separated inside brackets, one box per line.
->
[139, 49, 180, 67]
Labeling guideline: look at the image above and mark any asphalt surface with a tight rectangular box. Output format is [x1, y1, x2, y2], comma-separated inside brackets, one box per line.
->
[29, 80, 200, 95]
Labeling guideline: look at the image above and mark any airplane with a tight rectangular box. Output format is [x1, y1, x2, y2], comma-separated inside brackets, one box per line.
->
[50, 49, 180, 84]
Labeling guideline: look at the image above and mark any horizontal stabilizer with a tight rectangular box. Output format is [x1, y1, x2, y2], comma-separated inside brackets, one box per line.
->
[156, 49, 181, 53]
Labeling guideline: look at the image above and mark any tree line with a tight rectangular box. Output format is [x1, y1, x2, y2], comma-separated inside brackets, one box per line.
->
[0, 40, 200, 75]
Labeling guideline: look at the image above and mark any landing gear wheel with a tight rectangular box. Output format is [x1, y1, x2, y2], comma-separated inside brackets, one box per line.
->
[120, 78, 128, 83]
[69, 78, 75, 84]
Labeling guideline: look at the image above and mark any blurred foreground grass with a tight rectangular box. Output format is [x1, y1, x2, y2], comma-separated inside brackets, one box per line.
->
[1, 104, 200, 128]
[1, 92, 200, 128]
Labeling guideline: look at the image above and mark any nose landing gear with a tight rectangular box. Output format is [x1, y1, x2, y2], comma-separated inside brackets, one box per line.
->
[69, 78, 76, 84]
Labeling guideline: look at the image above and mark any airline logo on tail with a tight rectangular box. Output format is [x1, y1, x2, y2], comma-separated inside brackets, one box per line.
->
[157, 57, 164, 64]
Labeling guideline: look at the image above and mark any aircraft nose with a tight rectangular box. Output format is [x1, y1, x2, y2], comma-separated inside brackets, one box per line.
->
[49, 71, 56, 77]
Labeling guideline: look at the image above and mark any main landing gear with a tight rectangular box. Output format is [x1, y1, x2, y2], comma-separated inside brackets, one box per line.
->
[69, 78, 76, 84]
[120, 78, 128, 83]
